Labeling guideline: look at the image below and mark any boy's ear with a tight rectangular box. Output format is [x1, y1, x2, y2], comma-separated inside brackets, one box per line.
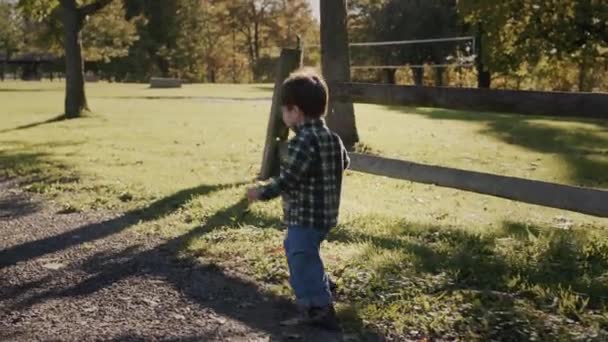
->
[293, 105, 305, 117]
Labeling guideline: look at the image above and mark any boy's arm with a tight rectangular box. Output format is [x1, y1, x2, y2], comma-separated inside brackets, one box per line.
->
[342, 145, 351, 170]
[257, 134, 315, 201]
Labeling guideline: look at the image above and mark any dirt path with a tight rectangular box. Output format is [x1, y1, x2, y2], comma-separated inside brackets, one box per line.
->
[0, 179, 355, 341]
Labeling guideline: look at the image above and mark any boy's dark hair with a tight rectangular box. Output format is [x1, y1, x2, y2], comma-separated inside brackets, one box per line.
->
[281, 69, 328, 118]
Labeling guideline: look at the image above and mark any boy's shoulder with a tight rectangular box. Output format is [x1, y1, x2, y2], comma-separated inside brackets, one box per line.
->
[288, 129, 314, 152]
[290, 122, 344, 148]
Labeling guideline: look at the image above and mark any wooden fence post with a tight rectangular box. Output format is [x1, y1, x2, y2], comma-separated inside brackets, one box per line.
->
[259, 48, 303, 180]
[320, 0, 359, 148]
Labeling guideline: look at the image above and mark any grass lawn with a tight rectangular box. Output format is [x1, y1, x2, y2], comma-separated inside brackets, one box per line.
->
[1, 81, 608, 340]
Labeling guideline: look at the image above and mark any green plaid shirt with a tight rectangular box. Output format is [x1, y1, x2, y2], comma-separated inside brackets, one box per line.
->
[259, 118, 350, 229]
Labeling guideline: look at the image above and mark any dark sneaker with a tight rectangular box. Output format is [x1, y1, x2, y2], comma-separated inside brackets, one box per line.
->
[308, 305, 341, 332]
[279, 306, 315, 327]
[280, 313, 311, 327]
[280, 305, 341, 332]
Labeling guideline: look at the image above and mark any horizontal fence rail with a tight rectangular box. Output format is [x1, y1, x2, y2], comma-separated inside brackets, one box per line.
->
[330, 82, 608, 119]
[348, 153, 608, 218]
[276, 143, 608, 217]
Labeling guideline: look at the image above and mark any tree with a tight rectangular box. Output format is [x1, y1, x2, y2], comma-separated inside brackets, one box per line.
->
[349, 0, 460, 86]
[159, 0, 235, 83]
[458, 1, 531, 88]
[347, 0, 388, 82]
[522, 0, 608, 91]
[224, 0, 316, 82]
[83, 0, 316, 83]
[18, 0, 317, 86]
[81, 0, 139, 63]
[270, 0, 319, 68]
[459, 0, 607, 91]
[19, 0, 117, 118]
[225, 0, 278, 81]
[117, 0, 178, 81]
[157, 0, 206, 82]
[271, 0, 317, 48]
[21, 0, 139, 81]
[0, 1, 23, 81]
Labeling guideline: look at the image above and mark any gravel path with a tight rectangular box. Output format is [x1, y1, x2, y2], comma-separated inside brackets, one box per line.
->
[0, 178, 355, 341]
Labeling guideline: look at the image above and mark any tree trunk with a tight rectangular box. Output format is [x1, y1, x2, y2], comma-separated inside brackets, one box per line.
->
[477, 69, 491, 88]
[156, 53, 170, 77]
[476, 23, 491, 88]
[383, 68, 396, 84]
[411, 67, 424, 86]
[320, 0, 359, 148]
[245, 28, 256, 81]
[62, 2, 88, 118]
[434, 67, 445, 87]
[578, 53, 592, 92]
[231, 28, 237, 83]
[253, 18, 262, 82]
[208, 66, 216, 83]
[0, 48, 8, 81]
[253, 18, 260, 62]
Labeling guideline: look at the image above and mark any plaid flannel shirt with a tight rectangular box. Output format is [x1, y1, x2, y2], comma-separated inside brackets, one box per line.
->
[259, 118, 350, 230]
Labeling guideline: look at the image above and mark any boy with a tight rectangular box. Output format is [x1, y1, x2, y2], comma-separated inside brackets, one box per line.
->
[247, 69, 349, 331]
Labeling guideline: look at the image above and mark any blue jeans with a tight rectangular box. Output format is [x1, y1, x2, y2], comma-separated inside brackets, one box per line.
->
[284, 225, 332, 308]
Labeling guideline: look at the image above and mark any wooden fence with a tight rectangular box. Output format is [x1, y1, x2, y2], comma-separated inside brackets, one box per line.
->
[331, 82, 608, 119]
[261, 50, 608, 218]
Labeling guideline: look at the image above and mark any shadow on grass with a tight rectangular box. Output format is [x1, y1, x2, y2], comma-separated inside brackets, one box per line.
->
[0, 182, 249, 269]
[385, 106, 608, 188]
[0, 141, 87, 187]
[0, 114, 66, 134]
[327, 216, 608, 339]
[329, 217, 608, 307]
[2, 193, 380, 340]
[0, 145, 78, 186]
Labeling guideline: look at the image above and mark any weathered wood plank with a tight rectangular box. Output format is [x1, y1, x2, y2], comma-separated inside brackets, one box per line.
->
[331, 82, 608, 119]
[259, 48, 302, 180]
[349, 153, 608, 218]
[320, 0, 359, 147]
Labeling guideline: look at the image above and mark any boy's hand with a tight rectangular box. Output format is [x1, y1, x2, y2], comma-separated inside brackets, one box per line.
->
[246, 187, 261, 203]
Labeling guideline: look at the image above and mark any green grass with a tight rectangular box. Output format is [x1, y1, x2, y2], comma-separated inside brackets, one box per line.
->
[1, 81, 607, 340]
